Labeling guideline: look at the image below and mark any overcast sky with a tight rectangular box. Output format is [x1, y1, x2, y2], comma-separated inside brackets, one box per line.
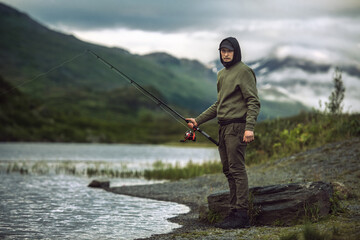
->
[3, 0, 360, 64]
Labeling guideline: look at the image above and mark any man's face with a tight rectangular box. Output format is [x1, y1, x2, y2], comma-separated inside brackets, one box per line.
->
[220, 48, 234, 62]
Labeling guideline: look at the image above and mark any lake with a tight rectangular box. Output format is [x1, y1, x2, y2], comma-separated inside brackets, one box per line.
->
[0, 143, 220, 239]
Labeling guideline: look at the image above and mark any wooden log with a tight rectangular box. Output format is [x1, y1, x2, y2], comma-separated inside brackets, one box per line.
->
[207, 181, 333, 226]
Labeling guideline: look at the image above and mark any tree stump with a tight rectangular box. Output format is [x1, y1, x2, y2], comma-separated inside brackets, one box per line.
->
[207, 181, 333, 226]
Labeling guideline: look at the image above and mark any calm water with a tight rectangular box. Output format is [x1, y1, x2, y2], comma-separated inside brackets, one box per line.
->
[0, 143, 219, 239]
[0, 142, 220, 170]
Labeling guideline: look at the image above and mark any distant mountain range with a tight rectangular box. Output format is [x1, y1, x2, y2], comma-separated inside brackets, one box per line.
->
[0, 3, 218, 112]
[212, 42, 360, 113]
[252, 53, 359, 111]
[1, 2, 324, 125]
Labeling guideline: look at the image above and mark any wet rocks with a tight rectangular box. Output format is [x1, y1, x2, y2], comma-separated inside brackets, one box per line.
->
[88, 180, 110, 189]
[207, 181, 333, 226]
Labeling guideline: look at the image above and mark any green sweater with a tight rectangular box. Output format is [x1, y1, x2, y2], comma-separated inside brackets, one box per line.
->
[195, 61, 260, 131]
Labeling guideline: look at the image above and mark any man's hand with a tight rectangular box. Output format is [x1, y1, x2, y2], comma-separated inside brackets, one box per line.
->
[185, 118, 197, 129]
[243, 130, 254, 143]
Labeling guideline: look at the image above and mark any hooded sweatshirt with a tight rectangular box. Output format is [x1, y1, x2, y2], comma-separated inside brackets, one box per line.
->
[219, 37, 242, 68]
[195, 37, 260, 131]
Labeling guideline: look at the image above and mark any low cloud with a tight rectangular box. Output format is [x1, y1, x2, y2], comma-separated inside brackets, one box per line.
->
[2, 1, 360, 65]
[259, 67, 360, 112]
[2, 0, 359, 112]
[5, 0, 360, 31]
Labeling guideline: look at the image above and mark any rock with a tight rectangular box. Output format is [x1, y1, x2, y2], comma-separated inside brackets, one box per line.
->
[88, 180, 110, 189]
[331, 182, 350, 200]
[207, 181, 333, 226]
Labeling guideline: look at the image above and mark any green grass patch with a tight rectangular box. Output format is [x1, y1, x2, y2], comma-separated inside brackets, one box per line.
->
[143, 160, 222, 181]
[280, 223, 347, 240]
[246, 111, 360, 165]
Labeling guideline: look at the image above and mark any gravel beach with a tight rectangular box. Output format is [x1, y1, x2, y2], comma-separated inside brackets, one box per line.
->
[106, 137, 360, 239]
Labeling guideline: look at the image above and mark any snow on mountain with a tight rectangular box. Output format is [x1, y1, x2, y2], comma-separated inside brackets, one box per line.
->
[247, 45, 360, 112]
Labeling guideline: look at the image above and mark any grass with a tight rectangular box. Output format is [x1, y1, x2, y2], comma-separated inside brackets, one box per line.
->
[279, 222, 358, 240]
[143, 160, 222, 181]
[246, 111, 360, 165]
[173, 218, 360, 240]
[3, 160, 143, 178]
[171, 219, 360, 240]
[2, 99, 359, 181]
[3, 111, 359, 181]
[2, 159, 221, 181]
[143, 111, 360, 180]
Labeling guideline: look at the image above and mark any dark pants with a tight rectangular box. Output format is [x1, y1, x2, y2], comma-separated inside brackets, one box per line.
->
[218, 122, 249, 211]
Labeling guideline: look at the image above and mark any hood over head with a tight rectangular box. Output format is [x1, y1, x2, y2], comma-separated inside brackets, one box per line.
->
[219, 37, 242, 69]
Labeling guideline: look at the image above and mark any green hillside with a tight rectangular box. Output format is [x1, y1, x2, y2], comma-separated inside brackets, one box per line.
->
[0, 3, 216, 111]
[0, 3, 309, 143]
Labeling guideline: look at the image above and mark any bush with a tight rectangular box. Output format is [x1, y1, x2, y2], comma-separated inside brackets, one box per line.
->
[246, 112, 360, 165]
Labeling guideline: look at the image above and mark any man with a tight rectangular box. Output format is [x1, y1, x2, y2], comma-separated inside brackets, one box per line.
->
[186, 37, 260, 229]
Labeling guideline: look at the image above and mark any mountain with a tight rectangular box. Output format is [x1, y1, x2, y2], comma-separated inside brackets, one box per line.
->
[0, 3, 311, 119]
[0, 3, 317, 142]
[213, 46, 360, 114]
[250, 50, 360, 113]
[0, 3, 216, 113]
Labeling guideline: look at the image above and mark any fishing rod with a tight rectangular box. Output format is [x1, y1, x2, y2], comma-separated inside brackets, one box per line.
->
[87, 49, 219, 146]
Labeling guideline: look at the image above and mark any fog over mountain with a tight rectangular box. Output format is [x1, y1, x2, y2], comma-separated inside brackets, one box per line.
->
[3, 0, 359, 63]
[2, 0, 360, 112]
[251, 46, 360, 112]
[209, 44, 360, 112]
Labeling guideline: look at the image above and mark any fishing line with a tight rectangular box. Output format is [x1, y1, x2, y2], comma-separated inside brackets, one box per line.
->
[130, 83, 189, 129]
[0, 50, 88, 96]
[87, 49, 219, 145]
[87, 50, 191, 128]
[159, 105, 189, 129]
[0, 49, 187, 128]
[1, 48, 218, 145]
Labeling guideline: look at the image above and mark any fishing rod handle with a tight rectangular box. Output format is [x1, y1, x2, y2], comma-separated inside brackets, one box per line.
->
[196, 127, 219, 146]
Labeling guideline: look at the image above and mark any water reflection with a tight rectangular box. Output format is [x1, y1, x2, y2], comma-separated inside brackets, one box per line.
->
[0, 143, 219, 165]
[0, 143, 220, 178]
[0, 174, 189, 240]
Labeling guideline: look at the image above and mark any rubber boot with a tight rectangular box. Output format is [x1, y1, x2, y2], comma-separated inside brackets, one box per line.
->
[214, 210, 250, 229]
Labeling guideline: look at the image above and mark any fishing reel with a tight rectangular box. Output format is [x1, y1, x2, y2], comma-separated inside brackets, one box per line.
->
[180, 130, 196, 143]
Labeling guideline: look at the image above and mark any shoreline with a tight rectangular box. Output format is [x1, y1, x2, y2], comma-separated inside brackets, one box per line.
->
[106, 174, 227, 239]
[105, 137, 360, 239]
